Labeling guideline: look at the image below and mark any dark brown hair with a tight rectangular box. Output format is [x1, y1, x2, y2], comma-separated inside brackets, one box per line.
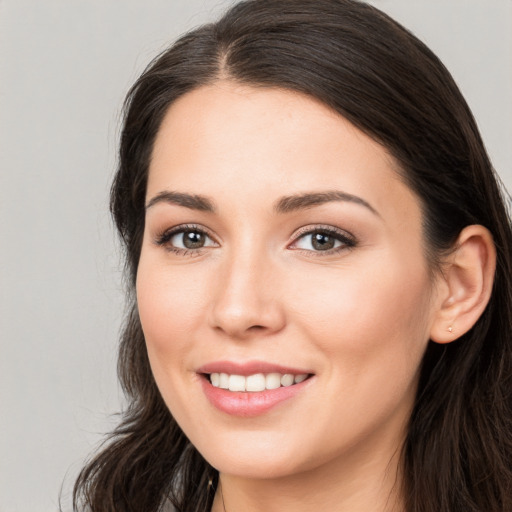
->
[73, 1, 512, 511]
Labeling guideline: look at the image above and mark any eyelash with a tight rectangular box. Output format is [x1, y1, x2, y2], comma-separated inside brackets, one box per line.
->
[154, 224, 217, 257]
[154, 224, 357, 257]
[289, 225, 357, 256]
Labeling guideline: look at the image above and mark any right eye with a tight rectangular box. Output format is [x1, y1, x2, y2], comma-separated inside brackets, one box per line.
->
[155, 225, 217, 254]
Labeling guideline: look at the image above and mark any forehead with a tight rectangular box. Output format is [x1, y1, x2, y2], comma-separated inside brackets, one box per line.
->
[148, 81, 419, 224]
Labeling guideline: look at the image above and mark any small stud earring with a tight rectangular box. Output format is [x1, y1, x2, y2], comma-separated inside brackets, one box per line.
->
[448, 326, 453, 333]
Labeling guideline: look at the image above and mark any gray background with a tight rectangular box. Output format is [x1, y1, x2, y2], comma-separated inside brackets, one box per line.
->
[1, 1, 510, 510]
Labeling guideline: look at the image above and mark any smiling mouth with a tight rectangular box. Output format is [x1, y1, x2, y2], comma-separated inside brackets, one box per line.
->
[205, 372, 312, 392]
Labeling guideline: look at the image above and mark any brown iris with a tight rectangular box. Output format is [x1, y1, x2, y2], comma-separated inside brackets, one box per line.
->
[311, 232, 336, 251]
[182, 231, 206, 249]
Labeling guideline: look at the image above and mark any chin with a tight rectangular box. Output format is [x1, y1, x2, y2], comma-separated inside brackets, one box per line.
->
[189, 428, 318, 479]
[209, 453, 304, 480]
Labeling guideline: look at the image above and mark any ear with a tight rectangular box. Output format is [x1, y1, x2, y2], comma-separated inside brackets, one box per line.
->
[430, 225, 496, 344]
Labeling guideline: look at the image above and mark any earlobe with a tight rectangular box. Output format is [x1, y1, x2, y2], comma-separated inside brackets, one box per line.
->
[430, 225, 496, 344]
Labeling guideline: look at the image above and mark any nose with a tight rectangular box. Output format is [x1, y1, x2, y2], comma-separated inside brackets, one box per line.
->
[208, 248, 286, 340]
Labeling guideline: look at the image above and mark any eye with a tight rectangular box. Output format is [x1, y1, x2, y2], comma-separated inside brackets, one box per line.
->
[155, 225, 217, 253]
[170, 230, 214, 249]
[290, 226, 356, 253]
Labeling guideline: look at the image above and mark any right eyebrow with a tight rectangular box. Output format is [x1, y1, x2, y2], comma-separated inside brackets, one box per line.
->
[145, 191, 216, 212]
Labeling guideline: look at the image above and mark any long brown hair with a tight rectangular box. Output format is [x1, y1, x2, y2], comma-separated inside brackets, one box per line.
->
[73, 1, 512, 511]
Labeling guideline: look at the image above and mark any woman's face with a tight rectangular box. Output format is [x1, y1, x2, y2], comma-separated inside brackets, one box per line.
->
[137, 82, 441, 479]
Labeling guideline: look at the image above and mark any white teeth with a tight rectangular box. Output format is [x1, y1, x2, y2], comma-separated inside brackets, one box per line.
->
[219, 373, 229, 389]
[266, 373, 282, 390]
[209, 372, 309, 392]
[246, 373, 266, 392]
[228, 374, 246, 392]
[210, 373, 220, 387]
[281, 374, 294, 387]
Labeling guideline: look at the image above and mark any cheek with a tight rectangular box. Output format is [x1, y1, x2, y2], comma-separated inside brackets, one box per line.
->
[136, 257, 208, 367]
[136, 258, 210, 427]
[282, 258, 433, 454]
[287, 254, 433, 371]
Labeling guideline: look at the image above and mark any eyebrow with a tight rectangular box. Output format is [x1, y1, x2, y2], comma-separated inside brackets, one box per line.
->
[145, 189, 379, 217]
[145, 191, 216, 212]
[274, 191, 380, 216]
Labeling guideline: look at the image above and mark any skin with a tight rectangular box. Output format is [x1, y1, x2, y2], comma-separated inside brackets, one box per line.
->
[137, 82, 449, 512]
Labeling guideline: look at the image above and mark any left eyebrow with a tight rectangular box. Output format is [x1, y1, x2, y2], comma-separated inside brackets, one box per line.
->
[274, 190, 380, 217]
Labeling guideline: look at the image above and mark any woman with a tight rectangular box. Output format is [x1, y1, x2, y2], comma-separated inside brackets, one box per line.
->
[73, 1, 512, 511]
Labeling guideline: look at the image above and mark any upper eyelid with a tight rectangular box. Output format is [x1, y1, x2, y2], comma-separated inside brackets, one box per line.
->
[161, 223, 214, 236]
[290, 224, 355, 241]
[154, 223, 218, 245]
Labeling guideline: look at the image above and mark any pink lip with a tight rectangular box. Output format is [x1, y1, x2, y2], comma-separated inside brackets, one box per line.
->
[197, 360, 311, 376]
[197, 360, 314, 417]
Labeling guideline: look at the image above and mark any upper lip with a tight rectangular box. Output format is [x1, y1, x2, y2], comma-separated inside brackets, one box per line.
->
[197, 360, 312, 376]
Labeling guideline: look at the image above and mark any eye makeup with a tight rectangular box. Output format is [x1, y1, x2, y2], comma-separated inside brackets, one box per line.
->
[153, 221, 357, 259]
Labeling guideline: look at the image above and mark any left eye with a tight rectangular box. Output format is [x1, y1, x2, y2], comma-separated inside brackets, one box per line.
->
[293, 230, 354, 252]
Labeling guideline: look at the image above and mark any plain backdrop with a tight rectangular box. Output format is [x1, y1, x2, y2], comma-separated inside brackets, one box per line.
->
[1, 1, 511, 510]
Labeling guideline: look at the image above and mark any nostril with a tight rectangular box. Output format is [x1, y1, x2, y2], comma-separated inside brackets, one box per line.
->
[209, 291, 286, 338]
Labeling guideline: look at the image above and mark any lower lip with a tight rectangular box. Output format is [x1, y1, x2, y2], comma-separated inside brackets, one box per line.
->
[200, 376, 312, 417]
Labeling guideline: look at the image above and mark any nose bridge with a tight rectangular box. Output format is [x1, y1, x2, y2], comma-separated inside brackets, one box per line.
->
[209, 235, 284, 338]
